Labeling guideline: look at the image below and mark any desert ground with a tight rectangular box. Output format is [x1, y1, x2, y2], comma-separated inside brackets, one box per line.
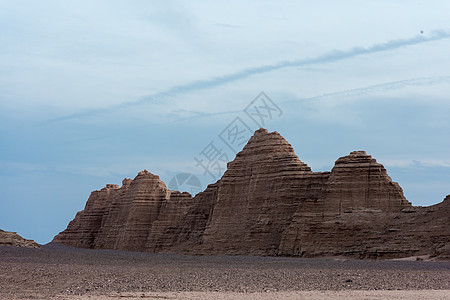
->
[1, 245, 449, 300]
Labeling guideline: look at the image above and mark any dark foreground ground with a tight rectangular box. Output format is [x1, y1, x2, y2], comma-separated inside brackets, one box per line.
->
[1, 244, 450, 299]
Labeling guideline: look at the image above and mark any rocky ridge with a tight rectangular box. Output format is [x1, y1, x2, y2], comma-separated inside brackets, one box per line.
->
[53, 129, 450, 259]
[0, 229, 39, 248]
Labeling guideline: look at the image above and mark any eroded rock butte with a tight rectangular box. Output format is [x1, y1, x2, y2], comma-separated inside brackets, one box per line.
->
[53, 129, 450, 259]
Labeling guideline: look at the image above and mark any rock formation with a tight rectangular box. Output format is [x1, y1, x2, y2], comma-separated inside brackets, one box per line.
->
[278, 150, 412, 258]
[199, 129, 329, 255]
[53, 129, 450, 259]
[0, 230, 39, 248]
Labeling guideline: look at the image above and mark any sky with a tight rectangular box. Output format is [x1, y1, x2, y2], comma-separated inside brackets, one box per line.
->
[0, 0, 449, 244]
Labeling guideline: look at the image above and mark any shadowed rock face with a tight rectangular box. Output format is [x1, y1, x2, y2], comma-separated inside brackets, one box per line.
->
[277, 150, 413, 258]
[53, 170, 206, 252]
[0, 230, 39, 248]
[325, 150, 410, 212]
[53, 129, 450, 259]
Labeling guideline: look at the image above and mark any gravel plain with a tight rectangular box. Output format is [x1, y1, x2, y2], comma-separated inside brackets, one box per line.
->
[1, 244, 449, 299]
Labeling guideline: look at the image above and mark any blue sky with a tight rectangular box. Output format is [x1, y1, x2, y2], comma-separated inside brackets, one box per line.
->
[1, 1, 449, 244]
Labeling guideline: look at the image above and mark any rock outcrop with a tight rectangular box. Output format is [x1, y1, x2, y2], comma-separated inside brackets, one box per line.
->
[53, 170, 200, 252]
[278, 150, 412, 258]
[0, 230, 39, 248]
[200, 129, 329, 255]
[53, 129, 450, 259]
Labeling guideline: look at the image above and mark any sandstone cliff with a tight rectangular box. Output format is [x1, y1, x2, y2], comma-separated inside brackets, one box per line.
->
[53, 129, 450, 259]
[278, 150, 412, 258]
[53, 170, 202, 252]
[200, 129, 328, 255]
[0, 230, 39, 248]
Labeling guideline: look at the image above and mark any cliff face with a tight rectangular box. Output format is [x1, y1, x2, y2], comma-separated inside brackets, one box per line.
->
[200, 129, 328, 255]
[53, 171, 200, 252]
[278, 150, 412, 258]
[322, 150, 410, 212]
[94, 171, 170, 251]
[53, 129, 450, 259]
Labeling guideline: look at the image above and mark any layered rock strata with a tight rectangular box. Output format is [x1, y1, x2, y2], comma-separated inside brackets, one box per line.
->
[53, 171, 207, 252]
[278, 150, 412, 257]
[53, 129, 450, 259]
[0, 230, 39, 248]
[200, 129, 329, 255]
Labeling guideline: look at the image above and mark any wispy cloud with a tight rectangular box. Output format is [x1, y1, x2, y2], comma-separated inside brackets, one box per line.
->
[44, 74, 450, 128]
[383, 159, 450, 169]
[45, 29, 450, 124]
[164, 75, 450, 124]
[279, 75, 450, 105]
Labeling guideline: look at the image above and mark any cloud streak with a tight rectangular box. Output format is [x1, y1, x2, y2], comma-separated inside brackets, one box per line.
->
[45, 29, 450, 124]
[279, 75, 450, 105]
[166, 75, 450, 124]
[383, 159, 450, 168]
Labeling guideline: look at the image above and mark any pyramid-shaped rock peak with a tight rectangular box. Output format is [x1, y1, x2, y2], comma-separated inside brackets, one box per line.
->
[53, 128, 450, 259]
[200, 129, 321, 255]
[278, 150, 412, 257]
[228, 128, 311, 174]
[53, 169, 191, 251]
[327, 151, 410, 212]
